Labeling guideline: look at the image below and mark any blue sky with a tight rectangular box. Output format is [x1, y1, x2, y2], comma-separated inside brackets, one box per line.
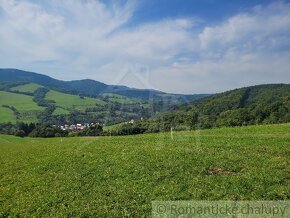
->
[133, 0, 277, 24]
[0, 0, 290, 94]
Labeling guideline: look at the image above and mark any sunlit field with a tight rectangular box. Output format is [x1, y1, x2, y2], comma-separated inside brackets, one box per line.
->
[0, 124, 289, 217]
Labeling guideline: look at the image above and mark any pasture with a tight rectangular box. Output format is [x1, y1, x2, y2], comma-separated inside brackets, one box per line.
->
[101, 93, 137, 104]
[0, 91, 44, 111]
[0, 124, 289, 217]
[0, 91, 45, 123]
[10, 83, 43, 93]
[0, 106, 16, 123]
[45, 90, 106, 111]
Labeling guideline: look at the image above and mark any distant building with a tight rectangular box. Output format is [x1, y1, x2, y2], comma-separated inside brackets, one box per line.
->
[59, 123, 101, 131]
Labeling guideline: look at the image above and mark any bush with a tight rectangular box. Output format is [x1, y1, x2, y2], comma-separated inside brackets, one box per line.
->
[29, 125, 68, 138]
[71, 125, 103, 137]
[14, 130, 26, 138]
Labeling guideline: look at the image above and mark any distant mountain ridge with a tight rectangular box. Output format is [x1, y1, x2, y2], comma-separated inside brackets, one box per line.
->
[0, 68, 198, 101]
[0, 68, 209, 125]
[0, 68, 289, 131]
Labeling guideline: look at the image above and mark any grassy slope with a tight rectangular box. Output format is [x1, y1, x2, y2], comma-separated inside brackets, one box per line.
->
[0, 91, 44, 111]
[45, 90, 106, 111]
[0, 91, 45, 123]
[0, 106, 16, 123]
[52, 107, 70, 115]
[10, 83, 43, 93]
[101, 93, 136, 104]
[103, 122, 126, 131]
[149, 84, 290, 130]
[0, 124, 289, 217]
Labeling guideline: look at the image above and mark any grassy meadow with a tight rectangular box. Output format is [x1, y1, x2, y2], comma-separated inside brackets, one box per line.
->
[0, 106, 16, 123]
[0, 91, 45, 123]
[52, 107, 71, 116]
[101, 93, 137, 104]
[45, 90, 106, 111]
[0, 86, 107, 122]
[0, 124, 289, 217]
[10, 83, 43, 93]
[0, 91, 44, 111]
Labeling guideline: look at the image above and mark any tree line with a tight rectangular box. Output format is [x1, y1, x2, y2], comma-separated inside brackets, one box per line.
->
[0, 122, 104, 138]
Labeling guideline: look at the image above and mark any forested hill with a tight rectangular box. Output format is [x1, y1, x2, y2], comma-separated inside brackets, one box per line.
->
[112, 84, 290, 134]
[0, 69, 151, 99]
[0, 68, 202, 101]
[152, 84, 290, 129]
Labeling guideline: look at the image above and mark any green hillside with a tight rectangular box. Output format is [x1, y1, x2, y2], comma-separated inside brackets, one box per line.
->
[1, 83, 289, 128]
[52, 107, 70, 115]
[100, 93, 137, 104]
[0, 124, 289, 217]
[0, 69, 206, 102]
[0, 106, 16, 123]
[1, 69, 288, 129]
[0, 91, 43, 111]
[45, 90, 106, 111]
[0, 87, 149, 125]
[0, 69, 209, 125]
[10, 83, 43, 93]
[125, 84, 290, 134]
[0, 91, 45, 123]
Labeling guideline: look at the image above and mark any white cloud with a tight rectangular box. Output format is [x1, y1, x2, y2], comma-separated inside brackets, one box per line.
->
[0, 0, 289, 93]
[152, 1, 290, 93]
[198, 1, 290, 52]
[151, 51, 290, 94]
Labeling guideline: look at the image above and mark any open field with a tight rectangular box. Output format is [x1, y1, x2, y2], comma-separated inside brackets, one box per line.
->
[0, 124, 289, 217]
[52, 107, 71, 115]
[0, 91, 45, 123]
[45, 90, 106, 111]
[10, 83, 43, 93]
[0, 91, 44, 111]
[0, 106, 16, 123]
[101, 93, 137, 104]
[103, 122, 125, 131]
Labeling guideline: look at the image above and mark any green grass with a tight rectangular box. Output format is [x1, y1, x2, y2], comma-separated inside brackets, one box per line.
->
[45, 90, 106, 111]
[101, 93, 137, 104]
[0, 91, 44, 111]
[0, 91, 45, 123]
[0, 124, 289, 217]
[103, 122, 126, 131]
[53, 107, 71, 115]
[0, 106, 16, 123]
[18, 111, 42, 123]
[10, 83, 43, 93]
